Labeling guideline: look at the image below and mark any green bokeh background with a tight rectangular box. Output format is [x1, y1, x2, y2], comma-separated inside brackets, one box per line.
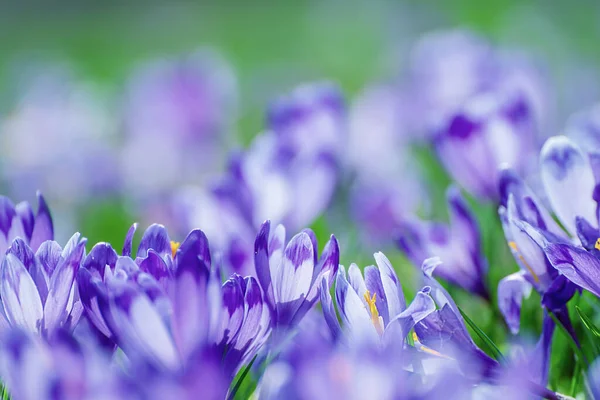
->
[2, 1, 600, 396]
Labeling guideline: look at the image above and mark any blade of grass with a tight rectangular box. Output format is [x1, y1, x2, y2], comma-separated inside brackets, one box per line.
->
[576, 305, 600, 337]
[227, 355, 257, 400]
[459, 306, 505, 363]
[548, 311, 588, 368]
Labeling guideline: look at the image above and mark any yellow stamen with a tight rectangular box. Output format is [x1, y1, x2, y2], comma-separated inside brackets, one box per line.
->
[170, 241, 180, 258]
[412, 332, 453, 360]
[595, 238, 600, 251]
[508, 241, 540, 284]
[363, 290, 384, 336]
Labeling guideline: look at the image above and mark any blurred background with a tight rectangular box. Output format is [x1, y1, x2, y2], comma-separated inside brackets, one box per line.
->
[1, 0, 600, 243]
[1, 0, 600, 392]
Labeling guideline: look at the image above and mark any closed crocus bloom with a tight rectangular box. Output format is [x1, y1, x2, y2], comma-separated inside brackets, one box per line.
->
[0, 192, 53, 256]
[397, 185, 489, 300]
[0, 232, 86, 338]
[322, 252, 435, 347]
[254, 220, 339, 333]
[434, 90, 536, 201]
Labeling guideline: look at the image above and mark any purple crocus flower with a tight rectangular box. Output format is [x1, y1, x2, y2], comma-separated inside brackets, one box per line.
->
[121, 49, 237, 199]
[522, 135, 600, 300]
[433, 89, 537, 201]
[414, 258, 498, 378]
[173, 82, 344, 276]
[321, 252, 435, 347]
[408, 29, 549, 140]
[0, 65, 119, 214]
[0, 193, 53, 257]
[0, 232, 86, 338]
[254, 220, 339, 335]
[496, 166, 577, 334]
[0, 328, 131, 400]
[396, 185, 489, 300]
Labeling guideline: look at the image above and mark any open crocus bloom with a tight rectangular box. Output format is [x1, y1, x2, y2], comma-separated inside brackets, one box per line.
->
[321, 252, 435, 347]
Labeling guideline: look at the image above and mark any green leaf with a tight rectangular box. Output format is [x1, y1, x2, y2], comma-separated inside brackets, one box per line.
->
[228, 355, 257, 400]
[459, 306, 506, 363]
[576, 305, 600, 337]
[548, 311, 589, 369]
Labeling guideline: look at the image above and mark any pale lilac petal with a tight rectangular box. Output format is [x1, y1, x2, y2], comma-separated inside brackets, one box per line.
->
[498, 272, 533, 334]
[363, 265, 389, 324]
[540, 136, 596, 235]
[384, 287, 435, 342]
[320, 278, 341, 341]
[374, 252, 405, 318]
[335, 268, 378, 344]
[0, 254, 43, 333]
[43, 239, 86, 336]
[273, 232, 314, 304]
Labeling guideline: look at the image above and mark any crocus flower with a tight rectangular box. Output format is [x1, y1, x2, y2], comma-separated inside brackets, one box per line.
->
[408, 29, 549, 140]
[321, 252, 435, 347]
[0, 328, 130, 400]
[120, 49, 237, 200]
[254, 220, 339, 335]
[496, 167, 577, 334]
[433, 89, 537, 201]
[396, 185, 489, 299]
[173, 82, 344, 276]
[414, 258, 497, 377]
[0, 192, 53, 256]
[522, 135, 600, 300]
[80, 223, 271, 384]
[0, 65, 119, 219]
[0, 232, 86, 339]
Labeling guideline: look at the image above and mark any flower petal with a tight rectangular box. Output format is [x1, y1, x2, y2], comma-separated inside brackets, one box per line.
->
[42, 238, 86, 336]
[273, 232, 314, 305]
[29, 192, 54, 252]
[497, 271, 532, 334]
[122, 223, 138, 257]
[540, 136, 596, 235]
[374, 252, 405, 319]
[0, 254, 43, 333]
[544, 242, 600, 297]
[137, 224, 171, 259]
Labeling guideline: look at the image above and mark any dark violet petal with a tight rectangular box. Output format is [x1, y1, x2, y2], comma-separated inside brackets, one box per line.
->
[122, 223, 138, 257]
[137, 224, 171, 259]
[302, 229, 318, 265]
[319, 278, 341, 342]
[15, 201, 34, 241]
[541, 275, 577, 311]
[7, 238, 36, 271]
[254, 220, 274, 309]
[527, 312, 555, 386]
[139, 250, 170, 284]
[82, 243, 118, 280]
[544, 243, 600, 298]
[575, 216, 599, 252]
[29, 192, 54, 252]
[497, 272, 532, 334]
[0, 196, 16, 237]
[42, 238, 86, 337]
[77, 268, 113, 338]
[0, 254, 43, 333]
[218, 276, 244, 347]
[175, 229, 211, 276]
[304, 235, 340, 305]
